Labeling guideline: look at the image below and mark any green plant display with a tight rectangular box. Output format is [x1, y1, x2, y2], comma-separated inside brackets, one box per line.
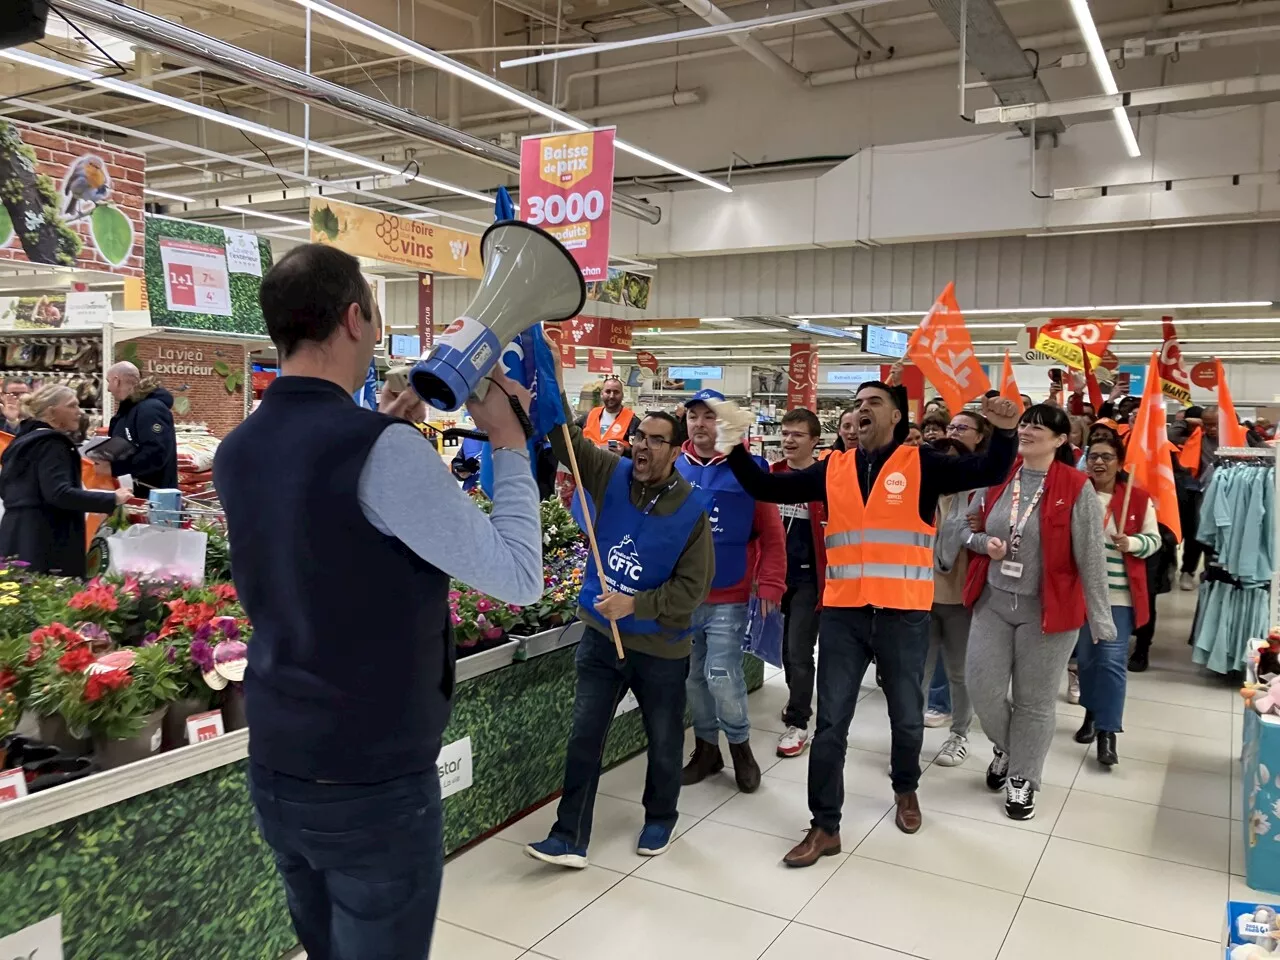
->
[143, 217, 272, 334]
[213, 359, 244, 394]
[89, 204, 134, 267]
[310, 204, 339, 240]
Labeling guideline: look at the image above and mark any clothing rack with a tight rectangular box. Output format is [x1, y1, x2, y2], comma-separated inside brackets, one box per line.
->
[1216, 446, 1279, 631]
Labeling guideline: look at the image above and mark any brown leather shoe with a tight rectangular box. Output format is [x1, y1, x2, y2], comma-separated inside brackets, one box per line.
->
[894, 791, 922, 834]
[681, 738, 724, 786]
[783, 827, 842, 868]
[728, 739, 761, 793]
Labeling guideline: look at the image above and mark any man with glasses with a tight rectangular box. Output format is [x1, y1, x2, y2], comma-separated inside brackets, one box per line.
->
[526, 395, 714, 868]
[2, 378, 30, 434]
[773, 409, 827, 759]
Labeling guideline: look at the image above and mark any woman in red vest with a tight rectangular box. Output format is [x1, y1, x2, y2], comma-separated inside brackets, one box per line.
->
[1072, 433, 1159, 766]
[963, 404, 1114, 821]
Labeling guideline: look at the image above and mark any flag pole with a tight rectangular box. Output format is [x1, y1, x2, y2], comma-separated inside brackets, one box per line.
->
[560, 422, 626, 660]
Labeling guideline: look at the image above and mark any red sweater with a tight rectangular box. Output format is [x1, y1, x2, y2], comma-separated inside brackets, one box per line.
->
[681, 442, 788, 606]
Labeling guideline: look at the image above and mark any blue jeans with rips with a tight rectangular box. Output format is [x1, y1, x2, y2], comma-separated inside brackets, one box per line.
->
[687, 602, 750, 745]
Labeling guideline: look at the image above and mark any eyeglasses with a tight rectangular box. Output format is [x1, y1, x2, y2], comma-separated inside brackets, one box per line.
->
[1085, 452, 1118, 463]
[633, 431, 672, 448]
[947, 422, 976, 434]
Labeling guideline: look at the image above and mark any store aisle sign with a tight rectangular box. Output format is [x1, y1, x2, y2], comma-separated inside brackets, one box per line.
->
[787, 344, 819, 410]
[861, 325, 908, 358]
[553, 315, 632, 350]
[587, 349, 614, 374]
[668, 365, 722, 380]
[223, 229, 263, 277]
[0, 914, 61, 960]
[309, 197, 483, 279]
[827, 369, 878, 386]
[160, 238, 232, 317]
[1190, 360, 1219, 389]
[437, 736, 473, 799]
[0, 292, 110, 329]
[519, 128, 615, 282]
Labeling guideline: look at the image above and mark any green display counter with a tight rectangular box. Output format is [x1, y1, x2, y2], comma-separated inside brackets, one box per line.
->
[0, 623, 765, 960]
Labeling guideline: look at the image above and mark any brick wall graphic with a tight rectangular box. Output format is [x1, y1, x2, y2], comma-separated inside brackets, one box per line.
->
[0, 119, 145, 277]
[121, 338, 248, 438]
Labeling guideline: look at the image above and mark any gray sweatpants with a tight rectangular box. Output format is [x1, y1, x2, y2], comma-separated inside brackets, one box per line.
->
[966, 586, 1077, 791]
[924, 603, 973, 738]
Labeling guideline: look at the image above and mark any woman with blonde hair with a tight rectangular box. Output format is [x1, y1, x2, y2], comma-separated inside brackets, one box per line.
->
[0, 384, 128, 576]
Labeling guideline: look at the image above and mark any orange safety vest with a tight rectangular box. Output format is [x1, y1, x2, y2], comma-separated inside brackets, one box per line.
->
[1178, 426, 1203, 478]
[583, 406, 636, 449]
[823, 445, 936, 611]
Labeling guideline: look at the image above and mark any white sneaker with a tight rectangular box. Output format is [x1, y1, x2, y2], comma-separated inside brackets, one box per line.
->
[934, 734, 968, 767]
[924, 709, 952, 728]
[1179, 571, 1196, 591]
[776, 726, 810, 758]
[1066, 670, 1081, 705]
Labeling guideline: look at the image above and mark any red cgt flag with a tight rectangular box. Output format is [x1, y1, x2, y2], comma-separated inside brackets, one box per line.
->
[907, 283, 991, 414]
[1157, 317, 1192, 406]
[1124, 352, 1181, 543]
[999, 351, 1024, 413]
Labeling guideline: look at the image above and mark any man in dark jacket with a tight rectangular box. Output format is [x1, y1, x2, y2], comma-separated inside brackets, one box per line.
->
[105, 362, 179, 492]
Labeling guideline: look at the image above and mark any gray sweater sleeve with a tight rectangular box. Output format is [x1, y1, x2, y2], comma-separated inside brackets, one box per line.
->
[1071, 486, 1116, 642]
[358, 425, 544, 605]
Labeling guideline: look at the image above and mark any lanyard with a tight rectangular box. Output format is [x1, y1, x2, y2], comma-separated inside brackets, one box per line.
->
[1008, 468, 1046, 558]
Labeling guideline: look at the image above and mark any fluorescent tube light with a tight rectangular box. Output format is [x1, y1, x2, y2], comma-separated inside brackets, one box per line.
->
[793, 301, 1275, 321]
[1067, 0, 1141, 157]
[287, 0, 732, 194]
[0, 48, 493, 204]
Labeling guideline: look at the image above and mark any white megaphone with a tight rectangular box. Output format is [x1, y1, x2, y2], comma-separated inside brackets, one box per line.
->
[411, 220, 586, 411]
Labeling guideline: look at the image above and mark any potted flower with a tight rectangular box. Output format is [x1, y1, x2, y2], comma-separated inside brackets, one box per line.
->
[156, 583, 245, 743]
[23, 622, 98, 754]
[57, 645, 181, 768]
[540, 496, 581, 551]
[449, 586, 520, 653]
[188, 617, 249, 731]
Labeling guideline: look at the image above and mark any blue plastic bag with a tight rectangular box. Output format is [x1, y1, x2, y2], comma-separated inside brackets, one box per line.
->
[743, 596, 784, 668]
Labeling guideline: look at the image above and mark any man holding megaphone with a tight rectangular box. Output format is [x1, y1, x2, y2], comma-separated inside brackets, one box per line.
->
[214, 243, 545, 960]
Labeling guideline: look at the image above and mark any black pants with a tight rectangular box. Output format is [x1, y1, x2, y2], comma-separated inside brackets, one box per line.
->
[781, 581, 820, 729]
[551, 627, 688, 848]
[1180, 491, 1212, 575]
[808, 606, 930, 834]
[1132, 589, 1159, 655]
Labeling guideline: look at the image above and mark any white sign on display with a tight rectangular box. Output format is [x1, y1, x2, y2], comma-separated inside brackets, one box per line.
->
[861, 325, 908, 358]
[827, 369, 878, 386]
[437, 736, 473, 799]
[0, 914, 63, 960]
[668, 365, 723, 380]
[185, 709, 226, 744]
[158, 238, 232, 317]
[223, 229, 263, 277]
[64, 292, 112, 326]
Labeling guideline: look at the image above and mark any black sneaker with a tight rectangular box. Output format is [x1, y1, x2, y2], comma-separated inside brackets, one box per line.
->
[985, 749, 1009, 791]
[1005, 777, 1035, 821]
[1127, 649, 1149, 672]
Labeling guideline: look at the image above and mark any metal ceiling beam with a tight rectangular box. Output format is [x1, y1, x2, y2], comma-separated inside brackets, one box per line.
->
[49, 0, 664, 224]
[974, 73, 1280, 124]
[672, 0, 809, 86]
[928, 0, 1065, 138]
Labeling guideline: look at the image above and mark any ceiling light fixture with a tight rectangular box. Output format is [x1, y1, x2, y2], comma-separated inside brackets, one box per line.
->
[796, 301, 1275, 321]
[287, 0, 731, 194]
[0, 48, 494, 205]
[1066, 0, 1141, 158]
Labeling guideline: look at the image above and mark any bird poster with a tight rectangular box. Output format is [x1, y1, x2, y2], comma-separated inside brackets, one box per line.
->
[0, 119, 144, 277]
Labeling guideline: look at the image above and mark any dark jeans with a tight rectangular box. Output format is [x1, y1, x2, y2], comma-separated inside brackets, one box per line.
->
[809, 605, 931, 834]
[781, 580, 820, 729]
[248, 763, 443, 960]
[927, 658, 951, 714]
[1132, 589, 1159, 655]
[552, 627, 688, 848]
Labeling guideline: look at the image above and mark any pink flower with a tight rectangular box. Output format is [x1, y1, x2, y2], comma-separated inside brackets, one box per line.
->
[475, 598, 493, 613]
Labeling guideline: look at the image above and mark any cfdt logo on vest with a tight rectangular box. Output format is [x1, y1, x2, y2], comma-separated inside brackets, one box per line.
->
[882, 472, 908, 504]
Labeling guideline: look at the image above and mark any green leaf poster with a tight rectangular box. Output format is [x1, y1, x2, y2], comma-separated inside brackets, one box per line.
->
[143, 216, 273, 334]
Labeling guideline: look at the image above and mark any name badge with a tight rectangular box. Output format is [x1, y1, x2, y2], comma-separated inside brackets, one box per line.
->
[1000, 560, 1024, 579]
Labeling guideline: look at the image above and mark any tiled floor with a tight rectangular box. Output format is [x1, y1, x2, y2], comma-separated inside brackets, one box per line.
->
[429, 589, 1248, 960]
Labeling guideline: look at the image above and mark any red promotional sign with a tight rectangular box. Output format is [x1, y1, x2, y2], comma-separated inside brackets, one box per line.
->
[418, 272, 434, 350]
[1189, 360, 1218, 389]
[786, 344, 819, 411]
[553, 316, 632, 350]
[635, 350, 659, 372]
[519, 128, 616, 283]
[587, 348, 614, 374]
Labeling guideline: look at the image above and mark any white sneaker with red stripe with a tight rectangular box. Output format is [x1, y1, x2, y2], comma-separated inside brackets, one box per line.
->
[776, 726, 810, 758]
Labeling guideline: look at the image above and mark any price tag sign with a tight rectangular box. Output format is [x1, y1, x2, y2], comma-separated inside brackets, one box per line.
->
[158, 238, 233, 317]
[519, 128, 616, 284]
[0, 767, 28, 803]
[185, 709, 226, 744]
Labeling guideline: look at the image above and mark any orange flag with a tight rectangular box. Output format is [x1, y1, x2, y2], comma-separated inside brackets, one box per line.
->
[999, 351, 1024, 413]
[1123, 352, 1182, 543]
[906, 283, 991, 414]
[1214, 358, 1249, 447]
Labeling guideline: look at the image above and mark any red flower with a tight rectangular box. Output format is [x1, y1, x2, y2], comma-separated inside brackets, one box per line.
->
[212, 584, 237, 604]
[57, 647, 95, 674]
[0, 668, 16, 691]
[68, 584, 119, 613]
[83, 670, 131, 703]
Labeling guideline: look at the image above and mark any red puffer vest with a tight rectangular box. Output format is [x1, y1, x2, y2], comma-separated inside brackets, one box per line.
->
[1105, 480, 1152, 629]
[962, 458, 1090, 634]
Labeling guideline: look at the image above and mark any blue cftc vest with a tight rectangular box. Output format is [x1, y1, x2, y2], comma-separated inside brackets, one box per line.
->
[676, 451, 762, 589]
[578, 460, 708, 635]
